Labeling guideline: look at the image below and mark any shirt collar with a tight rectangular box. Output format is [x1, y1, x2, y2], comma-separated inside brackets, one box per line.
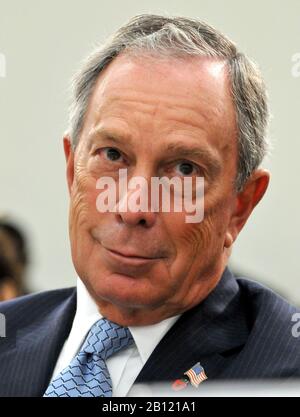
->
[76, 277, 181, 364]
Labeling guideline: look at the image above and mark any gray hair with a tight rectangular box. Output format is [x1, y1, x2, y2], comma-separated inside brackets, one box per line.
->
[68, 14, 269, 191]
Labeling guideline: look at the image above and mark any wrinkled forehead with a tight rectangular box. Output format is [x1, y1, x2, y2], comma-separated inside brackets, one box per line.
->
[80, 53, 238, 156]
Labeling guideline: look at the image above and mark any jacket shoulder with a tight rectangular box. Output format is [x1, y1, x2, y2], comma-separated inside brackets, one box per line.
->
[234, 277, 300, 377]
[0, 287, 76, 327]
[237, 277, 300, 317]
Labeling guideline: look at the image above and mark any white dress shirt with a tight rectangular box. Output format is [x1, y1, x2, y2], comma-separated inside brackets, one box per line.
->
[51, 278, 180, 396]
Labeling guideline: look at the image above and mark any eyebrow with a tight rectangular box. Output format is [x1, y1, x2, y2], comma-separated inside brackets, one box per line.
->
[90, 128, 221, 176]
[164, 142, 222, 176]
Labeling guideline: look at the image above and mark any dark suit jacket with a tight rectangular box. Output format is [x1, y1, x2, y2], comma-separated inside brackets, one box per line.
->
[0, 267, 300, 396]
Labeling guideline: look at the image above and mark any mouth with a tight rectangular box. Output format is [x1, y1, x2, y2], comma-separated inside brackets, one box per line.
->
[103, 246, 164, 267]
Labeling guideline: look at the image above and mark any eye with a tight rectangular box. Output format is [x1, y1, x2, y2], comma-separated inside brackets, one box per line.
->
[104, 148, 121, 161]
[175, 161, 199, 176]
[103, 147, 122, 161]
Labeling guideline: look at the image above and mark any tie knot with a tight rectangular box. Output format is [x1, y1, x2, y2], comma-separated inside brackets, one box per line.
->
[81, 318, 134, 360]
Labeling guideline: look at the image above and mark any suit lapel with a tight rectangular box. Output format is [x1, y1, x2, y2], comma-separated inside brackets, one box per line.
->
[1, 289, 76, 396]
[135, 268, 249, 384]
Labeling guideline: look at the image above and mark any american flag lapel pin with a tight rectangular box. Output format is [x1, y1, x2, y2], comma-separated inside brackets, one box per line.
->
[184, 362, 208, 388]
[172, 362, 207, 391]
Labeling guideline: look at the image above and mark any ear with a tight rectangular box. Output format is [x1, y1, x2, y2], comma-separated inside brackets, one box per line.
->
[63, 134, 75, 195]
[226, 169, 270, 245]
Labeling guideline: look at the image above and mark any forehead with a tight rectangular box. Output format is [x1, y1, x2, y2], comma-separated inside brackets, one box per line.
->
[81, 53, 237, 154]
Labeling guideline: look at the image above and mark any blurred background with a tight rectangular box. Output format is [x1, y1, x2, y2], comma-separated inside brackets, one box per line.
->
[0, 0, 299, 304]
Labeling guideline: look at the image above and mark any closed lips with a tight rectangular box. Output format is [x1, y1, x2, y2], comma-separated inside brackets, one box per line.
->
[107, 248, 159, 260]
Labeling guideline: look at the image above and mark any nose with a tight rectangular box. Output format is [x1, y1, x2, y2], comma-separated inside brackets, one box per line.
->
[116, 210, 156, 228]
[115, 182, 157, 228]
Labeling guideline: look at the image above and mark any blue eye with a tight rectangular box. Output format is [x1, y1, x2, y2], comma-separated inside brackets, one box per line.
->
[176, 162, 197, 176]
[103, 147, 122, 161]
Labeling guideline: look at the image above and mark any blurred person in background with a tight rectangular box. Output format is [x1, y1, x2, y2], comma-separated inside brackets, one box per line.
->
[0, 217, 29, 300]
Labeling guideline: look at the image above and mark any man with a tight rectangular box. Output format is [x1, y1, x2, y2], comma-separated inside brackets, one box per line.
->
[0, 14, 299, 397]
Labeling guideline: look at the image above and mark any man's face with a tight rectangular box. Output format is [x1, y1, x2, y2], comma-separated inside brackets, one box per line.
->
[65, 54, 240, 325]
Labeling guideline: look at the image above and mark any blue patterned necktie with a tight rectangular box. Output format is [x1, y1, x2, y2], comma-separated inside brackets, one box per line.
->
[44, 318, 134, 397]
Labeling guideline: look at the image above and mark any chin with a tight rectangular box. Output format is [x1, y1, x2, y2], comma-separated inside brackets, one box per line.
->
[86, 271, 168, 310]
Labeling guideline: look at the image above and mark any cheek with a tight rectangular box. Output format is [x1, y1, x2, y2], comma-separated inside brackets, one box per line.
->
[69, 171, 100, 245]
[166, 194, 232, 265]
[163, 209, 216, 257]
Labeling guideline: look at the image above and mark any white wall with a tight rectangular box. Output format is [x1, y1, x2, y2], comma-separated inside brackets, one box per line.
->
[0, 0, 299, 304]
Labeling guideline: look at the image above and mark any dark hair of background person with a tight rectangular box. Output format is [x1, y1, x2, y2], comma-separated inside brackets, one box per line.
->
[0, 217, 29, 301]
